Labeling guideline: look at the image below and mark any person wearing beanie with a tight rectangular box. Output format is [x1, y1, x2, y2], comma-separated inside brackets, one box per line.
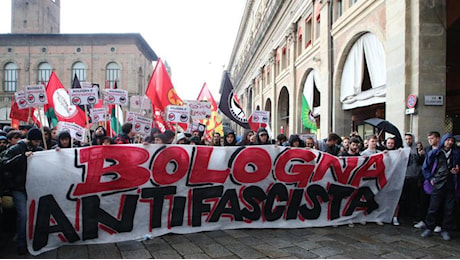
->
[1, 127, 43, 255]
[91, 126, 108, 146]
[174, 132, 188, 144]
[189, 136, 202, 145]
[0, 135, 8, 153]
[163, 129, 175, 144]
[143, 127, 161, 144]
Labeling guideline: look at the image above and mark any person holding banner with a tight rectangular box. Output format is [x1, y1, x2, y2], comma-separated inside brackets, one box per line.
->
[254, 128, 272, 145]
[223, 130, 237, 146]
[1, 128, 44, 255]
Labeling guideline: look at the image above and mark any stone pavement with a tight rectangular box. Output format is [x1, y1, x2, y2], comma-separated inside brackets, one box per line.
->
[1, 221, 460, 258]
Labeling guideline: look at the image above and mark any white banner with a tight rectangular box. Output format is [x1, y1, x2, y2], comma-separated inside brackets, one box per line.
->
[26, 146, 409, 255]
[25, 85, 47, 106]
[130, 95, 151, 110]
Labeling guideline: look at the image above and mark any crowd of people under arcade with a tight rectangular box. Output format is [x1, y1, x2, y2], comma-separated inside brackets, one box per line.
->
[0, 122, 459, 255]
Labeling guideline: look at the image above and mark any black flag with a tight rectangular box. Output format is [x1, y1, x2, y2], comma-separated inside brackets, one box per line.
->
[218, 71, 249, 129]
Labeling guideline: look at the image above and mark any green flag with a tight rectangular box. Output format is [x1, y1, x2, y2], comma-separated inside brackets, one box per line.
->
[301, 94, 317, 132]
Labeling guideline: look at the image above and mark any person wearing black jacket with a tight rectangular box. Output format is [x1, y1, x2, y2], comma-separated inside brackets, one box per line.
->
[1, 128, 43, 255]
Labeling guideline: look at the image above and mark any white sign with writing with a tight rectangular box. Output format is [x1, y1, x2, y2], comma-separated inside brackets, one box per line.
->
[125, 111, 143, 124]
[69, 87, 99, 105]
[186, 100, 212, 120]
[57, 122, 86, 142]
[250, 110, 270, 124]
[130, 95, 151, 110]
[90, 108, 110, 123]
[25, 85, 48, 106]
[132, 115, 153, 136]
[103, 89, 129, 106]
[166, 105, 190, 123]
[424, 95, 443, 106]
[15, 90, 31, 109]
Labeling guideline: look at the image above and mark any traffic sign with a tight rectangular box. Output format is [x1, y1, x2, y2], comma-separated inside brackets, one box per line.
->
[406, 94, 417, 109]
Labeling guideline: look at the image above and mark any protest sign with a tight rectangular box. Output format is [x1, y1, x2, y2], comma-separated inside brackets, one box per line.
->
[15, 90, 31, 109]
[26, 146, 409, 255]
[166, 105, 190, 124]
[69, 88, 99, 106]
[103, 89, 129, 106]
[25, 85, 47, 106]
[90, 108, 109, 123]
[185, 100, 212, 120]
[57, 122, 86, 142]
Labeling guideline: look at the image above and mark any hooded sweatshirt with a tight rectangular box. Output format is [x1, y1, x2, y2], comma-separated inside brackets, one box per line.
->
[404, 133, 423, 179]
[422, 133, 460, 190]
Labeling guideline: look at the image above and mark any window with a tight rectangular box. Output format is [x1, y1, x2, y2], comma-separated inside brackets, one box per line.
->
[305, 15, 312, 48]
[337, 0, 343, 18]
[4, 62, 18, 92]
[38, 62, 52, 85]
[106, 62, 120, 89]
[72, 62, 86, 82]
[350, 0, 358, 7]
[316, 16, 321, 39]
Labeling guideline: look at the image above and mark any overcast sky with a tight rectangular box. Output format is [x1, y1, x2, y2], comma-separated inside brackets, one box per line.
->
[0, 0, 246, 100]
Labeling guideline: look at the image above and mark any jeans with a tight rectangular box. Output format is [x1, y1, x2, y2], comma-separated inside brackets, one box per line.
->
[12, 190, 27, 249]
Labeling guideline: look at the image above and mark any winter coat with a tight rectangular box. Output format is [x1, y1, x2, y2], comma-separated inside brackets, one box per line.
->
[422, 133, 460, 191]
[404, 133, 423, 179]
[1, 140, 43, 191]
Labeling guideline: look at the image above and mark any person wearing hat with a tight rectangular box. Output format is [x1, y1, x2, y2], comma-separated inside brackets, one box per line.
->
[0, 135, 8, 153]
[174, 132, 188, 144]
[1, 127, 44, 255]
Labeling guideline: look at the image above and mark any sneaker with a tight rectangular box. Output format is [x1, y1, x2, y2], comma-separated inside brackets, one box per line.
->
[360, 221, 366, 225]
[434, 226, 442, 233]
[348, 222, 355, 227]
[392, 217, 400, 226]
[376, 221, 384, 226]
[414, 221, 426, 229]
[421, 229, 432, 238]
[440, 231, 451, 241]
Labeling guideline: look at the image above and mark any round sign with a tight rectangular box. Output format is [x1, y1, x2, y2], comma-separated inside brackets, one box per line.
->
[407, 94, 417, 109]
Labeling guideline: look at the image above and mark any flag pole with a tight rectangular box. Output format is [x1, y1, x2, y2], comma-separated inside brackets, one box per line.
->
[84, 105, 92, 146]
[38, 105, 47, 150]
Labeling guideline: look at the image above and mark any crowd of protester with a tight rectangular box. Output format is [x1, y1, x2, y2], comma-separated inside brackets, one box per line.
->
[0, 122, 459, 255]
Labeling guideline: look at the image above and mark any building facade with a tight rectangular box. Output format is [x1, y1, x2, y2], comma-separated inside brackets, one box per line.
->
[0, 0, 157, 124]
[226, 0, 460, 145]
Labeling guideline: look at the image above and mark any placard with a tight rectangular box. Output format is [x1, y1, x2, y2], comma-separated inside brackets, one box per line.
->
[69, 87, 99, 105]
[132, 115, 153, 136]
[125, 111, 143, 123]
[90, 108, 110, 123]
[24, 85, 47, 106]
[103, 89, 129, 106]
[186, 100, 212, 120]
[14, 90, 31, 109]
[250, 110, 270, 124]
[57, 122, 86, 142]
[166, 105, 190, 123]
[130, 95, 151, 110]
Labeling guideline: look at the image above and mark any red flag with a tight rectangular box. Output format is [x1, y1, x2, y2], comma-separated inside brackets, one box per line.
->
[196, 83, 223, 142]
[145, 58, 186, 132]
[45, 72, 87, 127]
[9, 99, 38, 125]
